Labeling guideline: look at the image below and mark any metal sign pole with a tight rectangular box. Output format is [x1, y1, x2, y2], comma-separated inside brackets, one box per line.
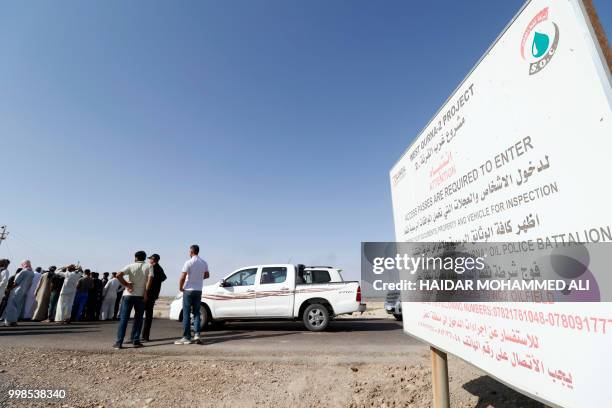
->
[431, 346, 450, 408]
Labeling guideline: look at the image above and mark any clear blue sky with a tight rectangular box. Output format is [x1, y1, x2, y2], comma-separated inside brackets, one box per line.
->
[1, 1, 610, 294]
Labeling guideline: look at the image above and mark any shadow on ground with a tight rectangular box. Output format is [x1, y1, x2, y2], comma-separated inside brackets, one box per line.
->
[142, 331, 298, 347]
[0, 329, 99, 336]
[462, 375, 545, 408]
[213, 319, 401, 332]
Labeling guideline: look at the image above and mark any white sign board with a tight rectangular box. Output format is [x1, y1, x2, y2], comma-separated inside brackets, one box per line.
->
[389, 0, 611, 407]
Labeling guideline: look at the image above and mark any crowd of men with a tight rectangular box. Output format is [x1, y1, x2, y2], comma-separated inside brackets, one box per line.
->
[0, 244, 209, 349]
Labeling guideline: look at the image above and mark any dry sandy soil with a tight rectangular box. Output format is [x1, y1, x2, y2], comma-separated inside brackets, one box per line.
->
[0, 300, 543, 407]
[0, 347, 541, 408]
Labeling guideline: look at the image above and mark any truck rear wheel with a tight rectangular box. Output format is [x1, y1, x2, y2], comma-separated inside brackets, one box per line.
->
[303, 303, 330, 332]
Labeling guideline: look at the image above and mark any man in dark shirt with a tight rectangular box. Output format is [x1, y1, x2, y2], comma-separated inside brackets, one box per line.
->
[45, 266, 64, 322]
[71, 269, 92, 321]
[141, 253, 166, 342]
[101, 272, 109, 287]
[87, 272, 104, 320]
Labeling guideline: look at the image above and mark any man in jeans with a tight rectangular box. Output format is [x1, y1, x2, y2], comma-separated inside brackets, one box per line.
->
[175, 244, 209, 345]
[113, 251, 152, 349]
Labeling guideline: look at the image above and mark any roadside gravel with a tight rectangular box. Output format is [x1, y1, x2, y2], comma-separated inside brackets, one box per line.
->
[0, 347, 542, 408]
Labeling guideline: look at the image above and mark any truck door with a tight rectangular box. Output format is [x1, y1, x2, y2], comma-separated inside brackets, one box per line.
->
[255, 266, 294, 317]
[212, 267, 258, 318]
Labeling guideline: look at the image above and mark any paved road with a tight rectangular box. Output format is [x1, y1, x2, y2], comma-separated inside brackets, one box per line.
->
[0, 321, 543, 408]
[0, 319, 425, 362]
[0, 318, 427, 363]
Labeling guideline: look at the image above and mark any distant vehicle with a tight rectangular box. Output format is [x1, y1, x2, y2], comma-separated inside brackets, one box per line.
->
[169, 265, 366, 331]
[384, 291, 402, 321]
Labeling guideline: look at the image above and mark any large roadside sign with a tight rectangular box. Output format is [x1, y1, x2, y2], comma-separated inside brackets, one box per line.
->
[389, 0, 611, 407]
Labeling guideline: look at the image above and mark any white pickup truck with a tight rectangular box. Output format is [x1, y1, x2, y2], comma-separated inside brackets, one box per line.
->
[169, 264, 366, 331]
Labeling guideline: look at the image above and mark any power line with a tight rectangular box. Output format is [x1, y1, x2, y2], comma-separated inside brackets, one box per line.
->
[10, 230, 67, 262]
[2, 240, 13, 260]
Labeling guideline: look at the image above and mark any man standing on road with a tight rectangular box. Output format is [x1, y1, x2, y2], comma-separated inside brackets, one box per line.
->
[44, 266, 64, 322]
[0, 260, 11, 303]
[3, 260, 35, 326]
[21, 266, 42, 320]
[113, 280, 124, 320]
[175, 245, 209, 345]
[55, 265, 83, 324]
[87, 272, 103, 320]
[32, 265, 55, 321]
[72, 269, 92, 321]
[101, 272, 121, 320]
[113, 251, 153, 349]
[141, 253, 166, 342]
[101, 272, 109, 287]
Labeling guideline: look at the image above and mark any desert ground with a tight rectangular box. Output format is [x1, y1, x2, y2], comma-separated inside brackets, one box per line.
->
[0, 300, 544, 408]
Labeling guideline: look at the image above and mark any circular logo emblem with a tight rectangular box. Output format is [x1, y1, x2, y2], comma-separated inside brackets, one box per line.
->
[520, 7, 560, 75]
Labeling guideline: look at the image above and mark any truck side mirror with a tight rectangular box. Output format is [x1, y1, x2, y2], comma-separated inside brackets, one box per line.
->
[220, 279, 228, 287]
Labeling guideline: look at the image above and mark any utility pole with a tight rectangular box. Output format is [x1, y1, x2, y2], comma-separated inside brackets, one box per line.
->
[0, 226, 8, 247]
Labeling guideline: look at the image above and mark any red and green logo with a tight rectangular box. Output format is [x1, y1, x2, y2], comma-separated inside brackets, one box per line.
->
[520, 7, 559, 75]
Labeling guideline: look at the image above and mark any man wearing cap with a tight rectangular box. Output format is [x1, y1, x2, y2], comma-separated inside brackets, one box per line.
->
[141, 253, 166, 342]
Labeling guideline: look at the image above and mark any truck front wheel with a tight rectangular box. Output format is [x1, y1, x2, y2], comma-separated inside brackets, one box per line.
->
[303, 303, 330, 332]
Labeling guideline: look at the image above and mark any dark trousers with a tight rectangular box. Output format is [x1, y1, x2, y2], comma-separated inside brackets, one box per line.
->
[86, 295, 101, 321]
[113, 291, 123, 319]
[47, 291, 60, 321]
[115, 296, 144, 345]
[142, 296, 157, 341]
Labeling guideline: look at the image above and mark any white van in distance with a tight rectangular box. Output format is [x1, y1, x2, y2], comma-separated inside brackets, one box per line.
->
[169, 264, 366, 331]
